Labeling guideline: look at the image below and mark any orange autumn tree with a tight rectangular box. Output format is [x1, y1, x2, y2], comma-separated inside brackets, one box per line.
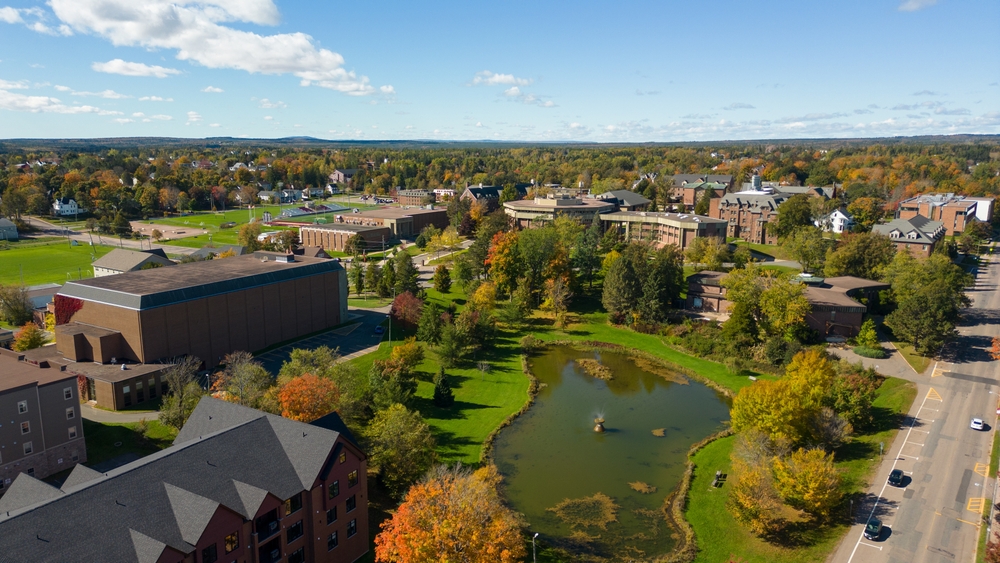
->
[991, 336, 1000, 361]
[375, 464, 526, 563]
[278, 374, 340, 422]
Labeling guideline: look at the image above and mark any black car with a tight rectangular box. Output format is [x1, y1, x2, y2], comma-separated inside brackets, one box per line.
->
[864, 517, 883, 541]
[887, 469, 904, 487]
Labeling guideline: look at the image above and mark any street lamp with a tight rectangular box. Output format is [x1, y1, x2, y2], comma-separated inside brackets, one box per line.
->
[532, 532, 538, 563]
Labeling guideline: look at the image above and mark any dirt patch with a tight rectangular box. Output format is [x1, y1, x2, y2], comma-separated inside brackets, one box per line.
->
[629, 481, 658, 494]
[575, 358, 613, 380]
[652, 428, 666, 437]
[548, 492, 620, 530]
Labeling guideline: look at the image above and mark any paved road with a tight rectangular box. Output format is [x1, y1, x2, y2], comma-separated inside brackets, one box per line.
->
[832, 249, 1000, 563]
[25, 216, 197, 255]
[255, 307, 390, 374]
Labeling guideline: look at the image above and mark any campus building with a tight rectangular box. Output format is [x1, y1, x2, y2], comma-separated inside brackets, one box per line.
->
[92, 248, 174, 277]
[0, 349, 87, 493]
[599, 211, 727, 251]
[872, 216, 946, 258]
[52, 252, 348, 370]
[708, 191, 791, 245]
[896, 193, 994, 236]
[298, 223, 394, 253]
[396, 189, 432, 206]
[355, 207, 449, 237]
[0, 397, 369, 563]
[503, 193, 616, 228]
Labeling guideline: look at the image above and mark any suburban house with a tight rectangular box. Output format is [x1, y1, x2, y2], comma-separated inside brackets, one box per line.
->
[896, 193, 995, 235]
[355, 207, 449, 237]
[503, 193, 616, 229]
[872, 216, 946, 258]
[815, 208, 855, 234]
[306, 187, 325, 199]
[0, 349, 87, 493]
[52, 252, 348, 370]
[686, 273, 889, 337]
[599, 211, 727, 251]
[591, 190, 652, 211]
[298, 223, 394, 253]
[0, 397, 369, 563]
[708, 190, 791, 245]
[259, 190, 303, 204]
[92, 249, 174, 277]
[460, 184, 530, 212]
[0, 217, 18, 241]
[52, 198, 85, 217]
[397, 189, 432, 207]
[326, 184, 342, 195]
[329, 168, 359, 184]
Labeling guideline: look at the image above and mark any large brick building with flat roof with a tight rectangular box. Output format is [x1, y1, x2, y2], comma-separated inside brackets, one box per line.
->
[356, 207, 449, 237]
[298, 223, 394, 253]
[599, 211, 727, 251]
[52, 252, 347, 369]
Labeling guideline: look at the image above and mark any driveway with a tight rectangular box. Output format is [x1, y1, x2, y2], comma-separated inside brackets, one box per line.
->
[254, 307, 390, 374]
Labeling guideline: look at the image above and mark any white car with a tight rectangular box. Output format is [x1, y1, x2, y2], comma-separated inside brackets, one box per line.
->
[971, 418, 985, 431]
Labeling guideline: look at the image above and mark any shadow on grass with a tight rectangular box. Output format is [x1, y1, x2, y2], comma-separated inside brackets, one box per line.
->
[412, 397, 499, 421]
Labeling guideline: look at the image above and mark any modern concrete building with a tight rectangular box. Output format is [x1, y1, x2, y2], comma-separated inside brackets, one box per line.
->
[599, 211, 727, 251]
[504, 193, 616, 228]
[299, 223, 394, 253]
[92, 249, 174, 277]
[872, 216, 945, 258]
[708, 191, 791, 245]
[896, 193, 994, 236]
[0, 349, 87, 493]
[0, 397, 369, 563]
[53, 252, 348, 369]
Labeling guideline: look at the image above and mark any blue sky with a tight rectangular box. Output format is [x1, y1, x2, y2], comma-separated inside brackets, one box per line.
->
[0, 0, 997, 142]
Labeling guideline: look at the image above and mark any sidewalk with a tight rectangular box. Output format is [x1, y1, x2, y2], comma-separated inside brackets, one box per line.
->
[81, 402, 158, 424]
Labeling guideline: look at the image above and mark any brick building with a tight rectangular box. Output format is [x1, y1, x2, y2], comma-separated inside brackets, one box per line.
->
[0, 349, 87, 494]
[396, 189, 432, 207]
[708, 191, 791, 245]
[872, 216, 945, 258]
[460, 184, 529, 212]
[599, 211, 727, 251]
[0, 397, 368, 563]
[298, 223, 394, 253]
[504, 193, 616, 228]
[670, 174, 734, 199]
[896, 193, 994, 236]
[52, 252, 347, 370]
[356, 207, 449, 237]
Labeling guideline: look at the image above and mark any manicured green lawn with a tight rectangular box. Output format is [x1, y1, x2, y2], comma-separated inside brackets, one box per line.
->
[891, 341, 932, 374]
[687, 377, 916, 563]
[82, 418, 177, 468]
[347, 296, 393, 309]
[0, 241, 114, 286]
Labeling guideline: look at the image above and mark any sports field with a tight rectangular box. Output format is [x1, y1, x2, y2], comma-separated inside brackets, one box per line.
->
[0, 240, 114, 286]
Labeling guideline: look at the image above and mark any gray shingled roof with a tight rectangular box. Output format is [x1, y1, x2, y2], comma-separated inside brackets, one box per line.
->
[872, 216, 944, 244]
[597, 190, 652, 208]
[0, 397, 352, 563]
[59, 464, 103, 491]
[91, 249, 174, 273]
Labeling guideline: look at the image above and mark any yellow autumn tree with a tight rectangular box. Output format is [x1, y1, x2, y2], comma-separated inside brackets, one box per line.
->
[784, 349, 835, 413]
[730, 379, 803, 444]
[772, 448, 842, 519]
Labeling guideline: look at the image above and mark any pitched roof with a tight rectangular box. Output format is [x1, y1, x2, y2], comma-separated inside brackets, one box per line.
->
[872, 216, 944, 244]
[188, 244, 247, 260]
[91, 249, 174, 273]
[0, 397, 350, 562]
[60, 464, 103, 491]
[595, 190, 652, 208]
[672, 174, 734, 186]
[0, 218, 16, 228]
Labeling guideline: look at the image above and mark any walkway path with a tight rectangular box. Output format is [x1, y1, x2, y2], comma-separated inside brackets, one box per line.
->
[25, 216, 197, 255]
[80, 403, 158, 423]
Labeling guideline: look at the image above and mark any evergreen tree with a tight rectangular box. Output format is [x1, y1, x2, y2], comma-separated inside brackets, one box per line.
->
[437, 322, 463, 367]
[602, 251, 641, 319]
[394, 251, 420, 295]
[416, 303, 443, 344]
[574, 214, 603, 288]
[432, 264, 452, 292]
[365, 262, 382, 294]
[433, 367, 455, 407]
[695, 187, 713, 216]
[350, 260, 365, 296]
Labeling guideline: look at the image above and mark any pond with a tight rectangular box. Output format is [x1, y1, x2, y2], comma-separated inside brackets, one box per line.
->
[492, 345, 730, 562]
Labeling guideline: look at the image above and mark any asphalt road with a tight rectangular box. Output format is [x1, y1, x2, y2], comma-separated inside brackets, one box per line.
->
[833, 249, 1000, 563]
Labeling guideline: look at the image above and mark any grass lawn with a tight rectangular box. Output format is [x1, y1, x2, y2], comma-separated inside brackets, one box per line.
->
[686, 376, 916, 563]
[82, 418, 177, 468]
[760, 264, 802, 275]
[891, 341, 932, 374]
[347, 295, 393, 309]
[0, 241, 114, 286]
[428, 248, 468, 265]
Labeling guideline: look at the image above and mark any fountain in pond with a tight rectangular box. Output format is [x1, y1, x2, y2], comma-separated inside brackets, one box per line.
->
[594, 417, 605, 433]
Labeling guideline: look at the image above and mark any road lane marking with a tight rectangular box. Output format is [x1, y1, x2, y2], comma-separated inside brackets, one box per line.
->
[957, 518, 982, 528]
[967, 497, 985, 513]
[975, 463, 989, 477]
[859, 542, 883, 550]
[927, 388, 943, 401]
[906, 442, 925, 446]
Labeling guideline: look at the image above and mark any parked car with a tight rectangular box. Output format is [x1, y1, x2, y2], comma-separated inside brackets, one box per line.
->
[971, 418, 985, 431]
[864, 517, 883, 541]
[887, 469, 904, 487]
[374, 325, 385, 335]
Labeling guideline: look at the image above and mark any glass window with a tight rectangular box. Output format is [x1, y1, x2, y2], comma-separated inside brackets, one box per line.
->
[326, 507, 337, 525]
[286, 520, 304, 543]
[288, 547, 305, 563]
[346, 495, 356, 513]
[348, 470, 358, 488]
[347, 519, 357, 538]
[136, 381, 143, 389]
[66, 407, 75, 420]
[23, 442, 32, 455]
[327, 531, 339, 551]
[339, 452, 347, 463]
[284, 493, 302, 515]
[68, 427, 77, 439]
[148, 379, 156, 398]
[224, 532, 239, 554]
[63, 387, 73, 400]
[17, 401, 27, 414]
[20, 421, 30, 434]
[123, 385, 130, 393]
[328, 480, 339, 499]
[201, 543, 218, 563]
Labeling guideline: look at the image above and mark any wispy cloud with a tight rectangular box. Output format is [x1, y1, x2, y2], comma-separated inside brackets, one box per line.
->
[0, 6, 72, 35]
[138, 95, 173, 102]
[723, 103, 755, 110]
[257, 98, 286, 109]
[913, 90, 941, 96]
[898, 0, 937, 11]
[71, 89, 130, 99]
[92, 59, 181, 78]
[186, 110, 201, 124]
[473, 71, 532, 86]
[201, 85, 223, 93]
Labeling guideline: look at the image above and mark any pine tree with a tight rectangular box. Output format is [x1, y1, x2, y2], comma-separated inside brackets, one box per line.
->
[432, 264, 452, 293]
[433, 367, 455, 407]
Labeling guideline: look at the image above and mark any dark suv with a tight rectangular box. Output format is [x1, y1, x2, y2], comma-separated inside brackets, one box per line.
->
[864, 517, 883, 541]
[887, 469, 904, 487]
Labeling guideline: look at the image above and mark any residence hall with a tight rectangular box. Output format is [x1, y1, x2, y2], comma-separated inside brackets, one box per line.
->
[896, 193, 995, 236]
[354, 207, 449, 237]
[709, 190, 792, 245]
[0, 349, 87, 493]
[686, 273, 888, 338]
[298, 223, 394, 253]
[396, 189, 432, 206]
[460, 183, 530, 211]
[599, 211, 727, 251]
[872, 216, 946, 258]
[0, 397, 369, 563]
[503, 193, 616, 228]
[52, 252, 347, 370]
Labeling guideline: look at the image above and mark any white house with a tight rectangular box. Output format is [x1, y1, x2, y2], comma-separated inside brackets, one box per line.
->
[815, 209, 855, 234]
[52, 198, 85, 217]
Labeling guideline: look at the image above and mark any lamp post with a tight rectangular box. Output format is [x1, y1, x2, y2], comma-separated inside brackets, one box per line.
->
[532, 532, 538, 563]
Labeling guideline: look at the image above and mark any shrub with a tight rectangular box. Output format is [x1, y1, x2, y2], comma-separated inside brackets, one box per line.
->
[519, 334, 544, 352]
[853, 346, 888, 359]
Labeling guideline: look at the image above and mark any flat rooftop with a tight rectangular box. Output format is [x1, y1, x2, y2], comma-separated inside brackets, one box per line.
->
[359, 207, 445, 219]
[601, 210, 726, 225]
[59, 252, 342, 310]
[298, 222, 389, 233]
[21, 346, 167, 384]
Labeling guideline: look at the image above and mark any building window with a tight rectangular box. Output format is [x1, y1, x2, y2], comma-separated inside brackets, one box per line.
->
[327, 531, 339, 551]
[63, 387, 73, 400]
[288, 547, 305, 563]
[17, 400, 27, 414]
[286, 520, 304, 543]
[68, 426, 77, 439]
[161, 380, 169, 395]
[20, 421, 30, 434]
[339, 452, 347, 464]
[328, 480, 340, 499]
[23, 441, 33, 455]
[202, 544, 218, 563]
[123, 385, 131, 407]
[348, 470, 358, 488]
[224, 532, 239, 554]
[148, 378, 156, 399]
[284, 492, 302, 515]
[326, 507, 337, 524]
[136, 381, 144, 403]
[346, 494, 356, 513]
[66, 407, 75, 420]
[347, 519, 357, 538]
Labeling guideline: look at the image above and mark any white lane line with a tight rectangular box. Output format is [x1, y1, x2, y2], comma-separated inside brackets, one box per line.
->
[898, 455, 920, 460]
[906, 442, 925, 447]
[846, 387, 932, 563]
[859, 542, 883, 550]
[921, 408, 940, 412]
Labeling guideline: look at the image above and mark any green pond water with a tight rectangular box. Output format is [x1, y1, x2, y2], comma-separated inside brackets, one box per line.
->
[492, 346, 731, 562]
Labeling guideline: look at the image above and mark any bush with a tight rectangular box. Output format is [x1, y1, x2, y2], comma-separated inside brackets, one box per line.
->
[519, 334, 544, 352]
[853, 346, 888, 359]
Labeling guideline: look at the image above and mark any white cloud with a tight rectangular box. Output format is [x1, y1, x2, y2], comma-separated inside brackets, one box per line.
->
[113, 118, 133, 123]
[263, 115, 273, 120]
[257, 98, 286, 108]
[0, 7, 23, 24]
[132, 112, 144, 117]
[209, 123, 221, 127]
[0, 6, 72, 35]
[503, 86, 521, 97]
[935, 107, 971, 116]
[500, 86, 556, 108]
[0, 78, 28, 90]
[54, 84, 71, 91]
[913, 90, 940, 96]
[139, 95, 173, 102]
[0, 87, 113, 114]
[50, 0, 389, 95]
[202, 85, 224, 93]
[380, 85, 395, 94]
[473, 71, 531, 86]
[92, 59, 181, 78]
[150, 114, 172, 120]
[899, 0, 937, 11]
[723, 102, 755, 110]
[186, 110, 201, 123]
[71, 89, 130, 99]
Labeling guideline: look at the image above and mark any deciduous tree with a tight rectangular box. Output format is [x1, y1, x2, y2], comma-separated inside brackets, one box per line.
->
[212, 351, 273, 408]
[12, 321, 47, 351]
[159, 356, 204, 430]
[772, 447, 842, 519]
[364, 403, 437, 498]
[823, 231, 896, 280]
[391, 291, 423, 327]
[278, 373, 340, 422]
[432, 264, 451, 293]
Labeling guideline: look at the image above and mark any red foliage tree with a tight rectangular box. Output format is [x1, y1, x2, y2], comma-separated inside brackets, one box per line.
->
[391, 291, 423, 327]
[278, 374, 340, 422]
[53, 295, 83, 325]
[990, 336, 1000, 361]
